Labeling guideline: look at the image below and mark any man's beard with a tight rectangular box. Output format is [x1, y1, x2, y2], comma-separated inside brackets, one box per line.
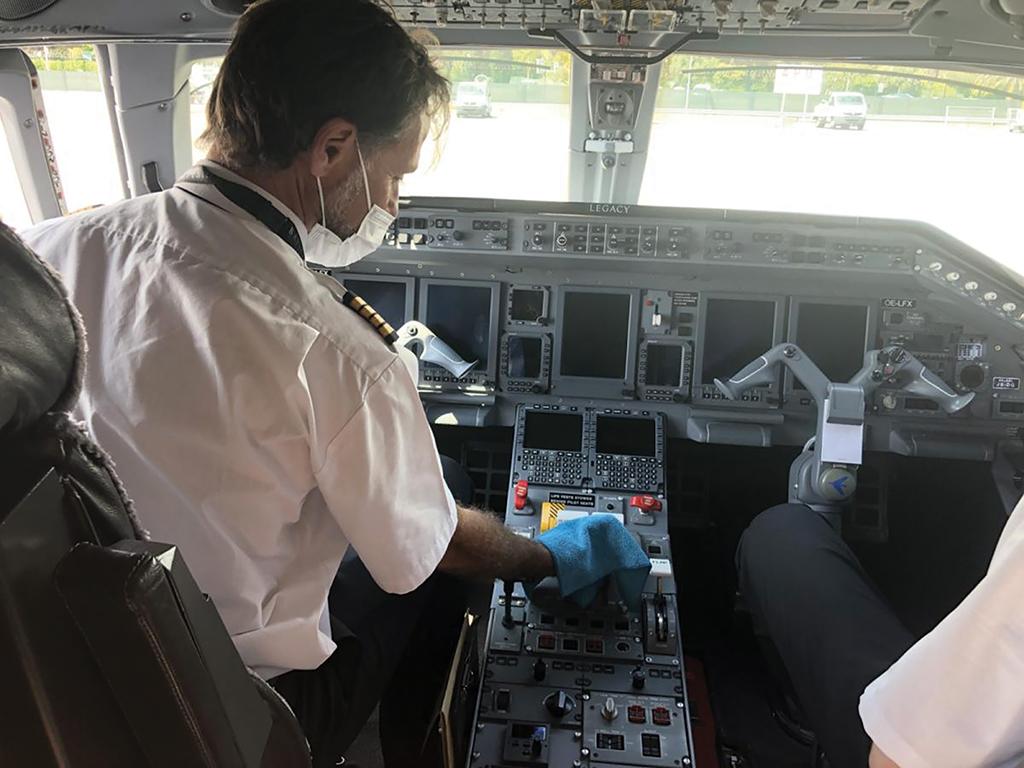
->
[320, 163, 368, 241]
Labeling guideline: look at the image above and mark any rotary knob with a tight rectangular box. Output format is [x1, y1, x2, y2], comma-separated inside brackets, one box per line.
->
[631, 666, 647, 690]
[544, 690, 575, 718]
[959, 364, 986, 391]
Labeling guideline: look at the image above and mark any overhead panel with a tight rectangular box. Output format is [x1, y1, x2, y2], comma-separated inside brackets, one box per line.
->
[388, 0, 932, 33]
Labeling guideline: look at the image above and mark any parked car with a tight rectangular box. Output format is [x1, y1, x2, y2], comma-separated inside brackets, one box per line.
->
[454, 80, 492, 118]
[814, 91, 868, 129]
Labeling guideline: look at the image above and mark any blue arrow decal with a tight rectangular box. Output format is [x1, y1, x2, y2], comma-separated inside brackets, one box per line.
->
[831, 476, 849, 496]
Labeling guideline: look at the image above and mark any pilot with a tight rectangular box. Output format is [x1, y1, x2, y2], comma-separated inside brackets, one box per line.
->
[19, 1, 645, 766]
[738, 497, 1024, 768]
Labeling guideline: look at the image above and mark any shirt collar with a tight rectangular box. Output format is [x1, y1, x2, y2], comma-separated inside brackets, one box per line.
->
[195, 159, 311, 253]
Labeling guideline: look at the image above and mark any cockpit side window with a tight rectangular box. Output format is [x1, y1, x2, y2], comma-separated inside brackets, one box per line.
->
[23, 46, 124, 214]
[0, 119, 32, 229]
[189, 57, 223, 163]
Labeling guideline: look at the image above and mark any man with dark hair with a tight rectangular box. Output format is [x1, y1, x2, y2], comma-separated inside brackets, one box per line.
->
[21, 1, 645, 766]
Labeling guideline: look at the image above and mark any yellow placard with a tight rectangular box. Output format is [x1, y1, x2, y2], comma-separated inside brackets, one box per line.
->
[540, 501, 565, 532]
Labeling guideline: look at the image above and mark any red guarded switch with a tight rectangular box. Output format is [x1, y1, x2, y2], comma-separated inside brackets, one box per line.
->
[514, 480, 530, 510]
[630, 495, 662, 513]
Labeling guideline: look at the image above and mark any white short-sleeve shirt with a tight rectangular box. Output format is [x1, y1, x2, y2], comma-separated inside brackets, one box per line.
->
[860, 494, 1024, 767]
[22, 161, 457, 679]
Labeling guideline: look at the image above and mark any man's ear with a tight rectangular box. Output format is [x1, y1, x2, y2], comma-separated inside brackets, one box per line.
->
[308, 117, 358, 179]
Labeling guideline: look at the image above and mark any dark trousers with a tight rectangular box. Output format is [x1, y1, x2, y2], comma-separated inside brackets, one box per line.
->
[272, 457, 473, 768]
[736, 504, 915, 768]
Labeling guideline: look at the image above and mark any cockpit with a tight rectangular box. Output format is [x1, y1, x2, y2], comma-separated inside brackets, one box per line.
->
[2, 1, 1024, 767]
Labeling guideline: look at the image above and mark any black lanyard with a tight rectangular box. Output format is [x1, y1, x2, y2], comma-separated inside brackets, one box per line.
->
[177, 166, 306, 262]
[175, 165, 399, 345]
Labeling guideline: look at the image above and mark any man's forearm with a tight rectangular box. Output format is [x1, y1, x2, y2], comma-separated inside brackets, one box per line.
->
[438, 505, 555, 582]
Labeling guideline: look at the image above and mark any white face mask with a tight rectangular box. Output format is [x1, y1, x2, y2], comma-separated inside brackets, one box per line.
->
[306, 142, 396, 268]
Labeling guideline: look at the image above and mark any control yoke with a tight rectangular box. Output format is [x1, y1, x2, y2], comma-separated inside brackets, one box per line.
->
[395, 320, 477, 379]
[714, 344, 974, 511]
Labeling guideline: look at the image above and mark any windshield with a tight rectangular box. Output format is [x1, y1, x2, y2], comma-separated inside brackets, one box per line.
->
[190, 50, 1024, 279]
[640, 56, 1024, 278]
[401, 48, 571, 200]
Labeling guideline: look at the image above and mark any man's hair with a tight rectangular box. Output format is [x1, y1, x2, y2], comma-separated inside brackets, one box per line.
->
[200, 0, 449, 169]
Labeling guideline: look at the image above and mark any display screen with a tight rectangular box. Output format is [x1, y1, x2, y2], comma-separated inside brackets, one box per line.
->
[424, 284, 493, 367]
[343, 278, 409, 326]
[510, 288, 546, 323]
[701, 298, 777, 384]
[523, 411, 584, 452]
[645, 344, 684, 387]
[559, 291, 631, 379]
[507, 336, 543, 379]
[908, 332, 948, 352]
[596, 416, 656, 457]
[794, 303, 869, 388]
[510, 724, 548, 740]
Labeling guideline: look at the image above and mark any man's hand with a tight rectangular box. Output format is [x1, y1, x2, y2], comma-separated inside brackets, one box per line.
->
[438, 505, 555, 582]
[869, 743, 901, 768]
[533, 515, 651, 609]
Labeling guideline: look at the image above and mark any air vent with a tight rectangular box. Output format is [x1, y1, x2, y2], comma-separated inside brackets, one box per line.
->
[200, 0, 251, 15]
[0, 0, 60, 21]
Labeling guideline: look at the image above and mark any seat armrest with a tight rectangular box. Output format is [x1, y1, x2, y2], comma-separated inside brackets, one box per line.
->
[55, 540, 308, 767]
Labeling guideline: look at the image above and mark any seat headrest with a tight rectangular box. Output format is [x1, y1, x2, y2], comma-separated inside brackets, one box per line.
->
[0, 221, 85, 437]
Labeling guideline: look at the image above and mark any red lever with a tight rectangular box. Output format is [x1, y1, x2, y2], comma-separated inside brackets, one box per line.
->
[514, 480, 529, 510]
[630, 495, 662, 513]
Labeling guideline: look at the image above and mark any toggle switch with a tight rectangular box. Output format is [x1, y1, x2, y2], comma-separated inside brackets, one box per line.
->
[533, 658, 547, 682]
[630, 495, 663, 513]
[495, 688, 511, 711]
[530, 735, 543, 757]
[514, 480, 530, 511]
[601, 696, 619, 722]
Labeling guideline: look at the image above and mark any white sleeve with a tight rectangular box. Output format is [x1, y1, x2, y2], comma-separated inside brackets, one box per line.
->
[313, 356, 457, 595]
[859, 502, 1024, 768]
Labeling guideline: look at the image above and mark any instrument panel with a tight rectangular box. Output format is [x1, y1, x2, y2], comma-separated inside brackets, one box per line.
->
[323, 200, 1024, 459]
[471, 405, 690, 768]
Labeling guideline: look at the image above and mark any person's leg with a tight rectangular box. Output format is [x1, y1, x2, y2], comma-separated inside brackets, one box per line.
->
[376, 453, 476, 766]
[736, 504, 914, 768]
[272, 559, 450, 767]
[272, 455, 475, 767]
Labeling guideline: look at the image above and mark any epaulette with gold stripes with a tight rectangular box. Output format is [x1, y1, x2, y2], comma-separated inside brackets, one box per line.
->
[341, 290, 399, 345]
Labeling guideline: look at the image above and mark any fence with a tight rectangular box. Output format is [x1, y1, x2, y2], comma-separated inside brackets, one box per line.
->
[36, 70, 100, 91]
[32, 66, 1021, 124]
[943, 105, 998, 125]
[654, 88, 1014, 119]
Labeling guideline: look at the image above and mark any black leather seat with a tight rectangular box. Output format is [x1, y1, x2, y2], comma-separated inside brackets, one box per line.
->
[0, 221, 311, 767]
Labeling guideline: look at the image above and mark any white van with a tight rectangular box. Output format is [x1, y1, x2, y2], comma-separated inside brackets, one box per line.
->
[814, 91, 868, 130]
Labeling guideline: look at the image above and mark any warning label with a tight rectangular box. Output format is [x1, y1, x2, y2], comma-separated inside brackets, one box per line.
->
[547, 492, 595, 508]
[673, 291, 700, 308]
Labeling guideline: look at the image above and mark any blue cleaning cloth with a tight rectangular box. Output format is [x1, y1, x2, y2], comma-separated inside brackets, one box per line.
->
[531, 515, 651, 610]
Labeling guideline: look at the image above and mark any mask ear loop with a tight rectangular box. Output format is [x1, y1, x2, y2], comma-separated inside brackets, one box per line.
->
[356, 139, 373, 214]
[315, 176, 327, 226]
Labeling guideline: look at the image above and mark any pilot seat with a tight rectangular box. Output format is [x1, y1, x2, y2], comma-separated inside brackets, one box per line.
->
[0, 221, 311, 767]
